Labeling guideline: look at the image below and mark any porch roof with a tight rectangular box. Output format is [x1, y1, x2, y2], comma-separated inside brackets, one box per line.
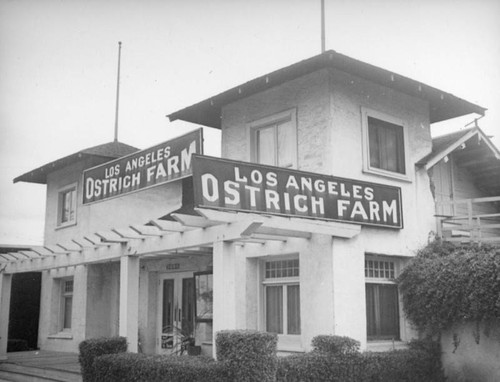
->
[0, 206, 361, 274]
[418, 126, 500, 195]
[167, 50, 486, 128]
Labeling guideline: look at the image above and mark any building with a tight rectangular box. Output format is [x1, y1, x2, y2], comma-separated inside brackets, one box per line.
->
[1, 50, 498, 361]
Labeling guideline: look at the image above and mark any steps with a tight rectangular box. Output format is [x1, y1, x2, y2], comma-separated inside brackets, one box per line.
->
[0, 363, 81, 382]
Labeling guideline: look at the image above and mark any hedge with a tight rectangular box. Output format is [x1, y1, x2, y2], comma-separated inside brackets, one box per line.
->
[216, 330, 278, 382]
[79, 337, 127, 382]
[311, 335, 360, 355]
[94, 353, 230, 382]
[276, 337, 445, 382]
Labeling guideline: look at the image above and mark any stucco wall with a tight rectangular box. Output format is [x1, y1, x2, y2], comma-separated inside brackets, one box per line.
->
[219, 67, 434, 348]
[44, 158, 183, 245]
[441, 321, 500, 382]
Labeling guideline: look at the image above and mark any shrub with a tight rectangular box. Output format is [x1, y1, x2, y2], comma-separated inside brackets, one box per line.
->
[277, 338, 445, 382]
[311, 335, 360, 355]
[79, 336, 127, 382]
[216, 330, 277, 382]
[398, 241, 500, 334]
[93, 353, 230, 382]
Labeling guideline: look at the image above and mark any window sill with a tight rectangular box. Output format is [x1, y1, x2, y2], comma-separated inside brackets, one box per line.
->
[55, 221, 77, 230]
[48, 332, 73, 340]
[366, 340, 408, 352]
[362, 167, 412, 183]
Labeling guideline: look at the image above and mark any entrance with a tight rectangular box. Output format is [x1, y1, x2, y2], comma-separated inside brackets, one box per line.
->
[156, 272, 195, 355]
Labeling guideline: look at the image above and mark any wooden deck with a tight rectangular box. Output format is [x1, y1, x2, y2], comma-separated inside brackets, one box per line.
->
[0, 351, 81, 382]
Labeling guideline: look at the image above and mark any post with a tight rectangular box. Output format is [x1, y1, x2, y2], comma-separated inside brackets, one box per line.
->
[0, 273, 12, 360]
[119, 255, 139, 352]
[212, 240, 237, 358]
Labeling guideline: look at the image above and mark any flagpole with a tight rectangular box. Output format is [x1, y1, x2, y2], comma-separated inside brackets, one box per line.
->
[114, 41, 122, 142]
[321, 0, 325, 53]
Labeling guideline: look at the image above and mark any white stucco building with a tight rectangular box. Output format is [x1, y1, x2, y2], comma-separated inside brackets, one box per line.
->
[1, 50, 498, 361]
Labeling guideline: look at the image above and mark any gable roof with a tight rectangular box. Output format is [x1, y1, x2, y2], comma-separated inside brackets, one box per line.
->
[167, 50, 486, 129]
[419, 127, 500, 194]
[14, 141, 139, 184]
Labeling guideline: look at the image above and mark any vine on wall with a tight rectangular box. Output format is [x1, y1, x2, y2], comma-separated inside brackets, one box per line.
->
[398, 240, 500, 342]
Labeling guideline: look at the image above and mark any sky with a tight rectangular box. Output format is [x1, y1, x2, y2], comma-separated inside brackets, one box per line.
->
[0, 0, 499, 245]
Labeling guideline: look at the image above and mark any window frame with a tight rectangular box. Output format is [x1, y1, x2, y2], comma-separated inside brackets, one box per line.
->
[57, 183, 78, 228]
[364, 254, 401, 342]
[261, 256, 301, 338]
[248, 108, 298, 169]
[59, 278, 74, 332]
[361, 108, 411, 182]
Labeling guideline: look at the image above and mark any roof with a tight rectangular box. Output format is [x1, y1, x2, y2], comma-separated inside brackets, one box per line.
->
[167, 50, 486, 129]
[14, 141, 139, 184]
[420, 127, 500, 194]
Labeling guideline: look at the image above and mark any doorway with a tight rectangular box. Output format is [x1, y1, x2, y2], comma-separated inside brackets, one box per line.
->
[156, 272, 195, 355]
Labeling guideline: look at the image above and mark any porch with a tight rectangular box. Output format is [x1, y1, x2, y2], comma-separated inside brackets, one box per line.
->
[0, 350, 81, 382]
[436, 196, 500, 244]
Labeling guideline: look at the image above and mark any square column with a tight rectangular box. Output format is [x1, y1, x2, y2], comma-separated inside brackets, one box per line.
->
[0, 273, 12, 360]
[119, 255, 139, 353]
[212, 240, 237, 356]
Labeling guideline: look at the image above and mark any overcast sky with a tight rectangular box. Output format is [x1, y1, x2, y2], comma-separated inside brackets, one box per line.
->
[1, 0, 499, 245]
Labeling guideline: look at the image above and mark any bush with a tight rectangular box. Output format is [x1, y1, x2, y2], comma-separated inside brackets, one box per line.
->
[79, 337, 127, 382]
[216, 330, 277, 382]
[311, 335, 360, 355]
[398, 241, 500, 334]
[277, 339, 445, 382]
[94, 353, 230, 382]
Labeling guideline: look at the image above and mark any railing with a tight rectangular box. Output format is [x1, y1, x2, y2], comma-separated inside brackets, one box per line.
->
[436, 196, 500, 244]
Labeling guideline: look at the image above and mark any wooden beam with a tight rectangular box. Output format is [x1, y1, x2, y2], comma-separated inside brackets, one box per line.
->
[424, 129, 478, 170]
[113, 228, 145, 240]
[171, 213, 220, 228]
[5, 220, 262, 273]
[96, 231, 129, 243]
[0, 254, 11, 261]
[19, 251, 41, 258]
[44, 245, 69, 254]
[31, 246, 54, 256]
[130, 225, 163, 237]
[57, 242, 82, 252]
[150, 219, 191, 232]
[71, 239, 95, 249]
[196, 208, 361, 239]
[84, 234, 109, 246]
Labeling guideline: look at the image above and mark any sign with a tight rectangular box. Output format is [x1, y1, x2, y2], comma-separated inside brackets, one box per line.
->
[83, 129, 203, 204]
[193, 155, 403, 229]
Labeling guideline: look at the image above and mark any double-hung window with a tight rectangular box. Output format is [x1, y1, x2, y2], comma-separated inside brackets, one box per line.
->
[263, 258, 300, 335]
[60, 278, 74, 331]
[57, 184, 77, 227]
[362, 108, 409, 180]
[365, 256, 400, 341]
[250, 109, 297, 169]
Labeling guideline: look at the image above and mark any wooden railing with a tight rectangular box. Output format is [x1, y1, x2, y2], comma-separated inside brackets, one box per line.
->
[436, 196, 500, 244]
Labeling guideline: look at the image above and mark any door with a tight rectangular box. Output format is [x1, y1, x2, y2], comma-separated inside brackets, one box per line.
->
[157, 272, 195, 354]
[433, 159, 454, 216]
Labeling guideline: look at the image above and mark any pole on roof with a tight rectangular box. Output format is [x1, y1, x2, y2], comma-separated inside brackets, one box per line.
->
[114, 41, 122, 143]
[321, 0, 326, 53]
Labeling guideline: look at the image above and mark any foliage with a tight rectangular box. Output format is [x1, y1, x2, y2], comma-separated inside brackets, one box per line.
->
[311, 335, 360, 355]
[78, 336, 127, 382]
[277, 338, 445, 382]
[216, 330, 278, 382]
[93, 353, 230, 382]
[398, 241, 500, 334]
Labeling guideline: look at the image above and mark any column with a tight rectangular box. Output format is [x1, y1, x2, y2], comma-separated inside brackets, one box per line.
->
[0, 273, 12, 360]
[119, 255, 140, 353]
[212, 240, 237, 357]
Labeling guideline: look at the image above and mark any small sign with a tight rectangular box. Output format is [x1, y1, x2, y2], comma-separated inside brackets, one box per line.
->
[192, 155, 403, 229]
[83, 129, 203, 204]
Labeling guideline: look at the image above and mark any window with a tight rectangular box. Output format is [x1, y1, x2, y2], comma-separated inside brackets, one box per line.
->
[250, 109, 297, 168]
[263, 258, 300, 335]
[362, 108, 409, 180]
[58, 184, 77, 226]
[60, 279, 73, 330]
[365, 256, 400, 341]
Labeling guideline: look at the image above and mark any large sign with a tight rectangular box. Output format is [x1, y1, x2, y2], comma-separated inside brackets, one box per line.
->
[193, 155, 403, 229]
[83, 129, 203, 204]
